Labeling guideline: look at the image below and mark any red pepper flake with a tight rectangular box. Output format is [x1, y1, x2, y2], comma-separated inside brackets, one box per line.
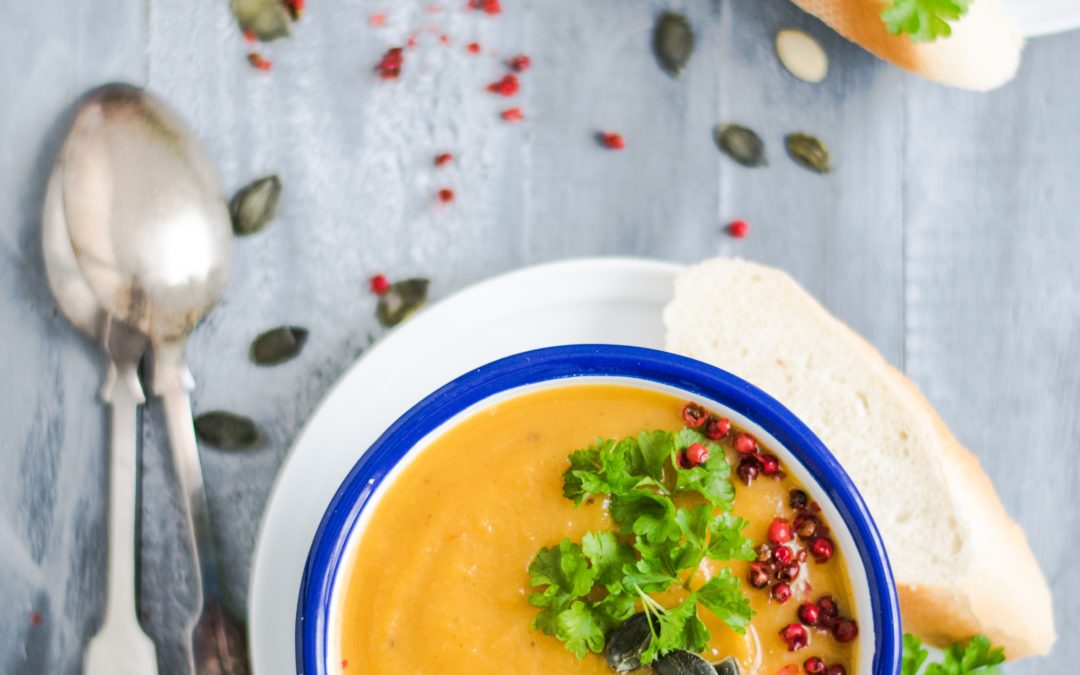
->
[376, 47, 404, 80]
[30, 612, 41, 626]
[434, 152, 454, 167]
[501, 107, 525, 122]
[243, 30, 257, 43]
[284, 0, 305, 20]
[438, 188, 456, 203]
[486, 74, 519, 97]
[369, 274, 391, 296]
[247, 52, 272, 71]
[468, 0, 502, 14]
[727, 219, 749, 238]
[369, 13, 387, 27]
[598, 131, 625, 150]
[439, 34, 450, 45]
[466, 42, 482, 54]
[508, 54, 531, 72]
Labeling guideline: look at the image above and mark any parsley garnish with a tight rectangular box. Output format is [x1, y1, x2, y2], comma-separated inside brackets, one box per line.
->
[881, 0, 973, 43]
[902, 633, 1005, 675]
[528, 427, 755, 663]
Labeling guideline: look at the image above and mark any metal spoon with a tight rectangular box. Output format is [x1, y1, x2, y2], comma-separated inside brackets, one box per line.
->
[57, 83, 247, 675]
[43, 150, 157, 675]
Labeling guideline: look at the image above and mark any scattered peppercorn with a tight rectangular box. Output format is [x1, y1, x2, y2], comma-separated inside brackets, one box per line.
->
[789, 489, 809, 510]
[247, 52, 272, 71]
[798, 602, 821, 627]
[727, 219, 749, 238]
[831, 618, 858, 643]
[809, 536, 835, 562]
[768, 518, 793, 544]
[438, 188, 455, 203]
[817, 596, 839, 622]
[825, 665, 846, 675]
[773, 545, 793, 564]
[737, 456, 760, 485]
[509, 54, 532, 71]
[469, 0, 502, 14]
[685, 442, 709, 466]
[758, 453, 781, 476]
[733, 432, 757, 454]
[434, 152, 454, 167]
[771, 582, 792, 604]
[681, 402, 707, 428]
[598, 132, 626, 150]
[779, 623, 808, 651]
[704, 416, 730, 439]
[747, 562, 770, 589]
[369, 274, 391, 296]
[501, 107, 524, 122]
[376, 47, 405, 79]
[804, 657, 826, 674]
[778, 562, 800, 582]
[486, 74, 520, 96]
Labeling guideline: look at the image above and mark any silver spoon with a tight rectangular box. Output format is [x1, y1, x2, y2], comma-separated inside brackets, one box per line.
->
[44, 149, 157, 675]
[57, 83, 247, 675]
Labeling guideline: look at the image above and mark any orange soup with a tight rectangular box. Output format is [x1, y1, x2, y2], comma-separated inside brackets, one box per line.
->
[336, 385, 859, 674]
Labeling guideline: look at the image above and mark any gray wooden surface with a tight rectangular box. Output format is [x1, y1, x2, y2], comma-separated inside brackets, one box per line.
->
[1, 0, 1076, 673]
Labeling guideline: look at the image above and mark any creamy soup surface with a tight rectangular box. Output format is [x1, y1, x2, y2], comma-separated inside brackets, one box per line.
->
[336, 385, 858, 674]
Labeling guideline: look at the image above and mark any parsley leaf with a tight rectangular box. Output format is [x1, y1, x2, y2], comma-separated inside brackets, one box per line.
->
[881, 0, 972, 43]
[695, 568, 754, 634]
[640, 597, 707, 664]
[555, 601, 607, 658]
[610, 491, 681, 543]
[674, 452, 734, 508]
[563, 444, 604, 503]
[527, 540, 597, 634]
[637, 430, 674, 480]
[902, 634, 1005, 675]
[706, 513, 756, 561]
[671, 504, 711, 571]
[582, 531, 635, 592]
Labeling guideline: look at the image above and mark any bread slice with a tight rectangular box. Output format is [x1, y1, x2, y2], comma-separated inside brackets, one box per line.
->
[788, 0, 1023, 91]
[663, 258, 1054, 658]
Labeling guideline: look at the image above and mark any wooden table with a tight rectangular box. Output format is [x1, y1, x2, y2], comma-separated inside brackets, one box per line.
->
[2, 1, 1076, 672]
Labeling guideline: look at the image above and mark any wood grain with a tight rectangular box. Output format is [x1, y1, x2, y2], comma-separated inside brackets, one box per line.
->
[0, 0, 1074, 672]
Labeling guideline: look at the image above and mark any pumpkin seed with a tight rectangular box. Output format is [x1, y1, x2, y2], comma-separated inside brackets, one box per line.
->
[653, 650, 716, 675]
[715, 124, 766, 168]
[653, 12, 695, 78]
[376, 278, 429, 327]
[194, 411, 262, 450]
[229, 0, 292, 42]
[605, 613, 652, 672]
[785, 133, 832, 174]
[775, 29, 829, 83]
[714, 656, 740, 675]
[250, 326, 308, 366]
[230, 175, 282, 236]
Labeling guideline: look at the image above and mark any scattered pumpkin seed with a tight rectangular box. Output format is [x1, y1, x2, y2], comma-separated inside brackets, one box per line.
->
[194, 411, 262, 450]
[229, 0, 292, 42]
[605, 613, 652, 672]
[376, 278, 429, 327]
[653, 12, 695, 78]
[653, 650, 716, 675]
[785, 133, 832, 174]
[714, 656, 740, 675]
[714, 124, 766, 168]
[250, 326, 308, 366]
[230, 175, 282, 236]
[775, 29, 829, 83]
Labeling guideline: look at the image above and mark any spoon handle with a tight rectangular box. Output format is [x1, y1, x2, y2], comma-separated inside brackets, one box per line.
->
[83, 358, 159, 675]
[155, 347, 249, 675]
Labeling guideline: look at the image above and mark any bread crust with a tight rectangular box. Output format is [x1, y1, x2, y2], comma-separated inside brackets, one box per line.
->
[664, 258, 1055, 658]
[788, 0, 1023, 91]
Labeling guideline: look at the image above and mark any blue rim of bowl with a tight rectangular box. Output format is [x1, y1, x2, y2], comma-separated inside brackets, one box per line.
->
[297, 344, 902, 674]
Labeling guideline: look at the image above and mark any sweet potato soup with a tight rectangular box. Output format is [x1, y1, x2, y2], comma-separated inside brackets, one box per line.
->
[336, 385, 859, 674]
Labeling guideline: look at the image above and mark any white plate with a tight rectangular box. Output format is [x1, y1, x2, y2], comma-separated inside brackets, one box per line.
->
[248, 257, 681, 675]
[1007, 0, 1080, 36]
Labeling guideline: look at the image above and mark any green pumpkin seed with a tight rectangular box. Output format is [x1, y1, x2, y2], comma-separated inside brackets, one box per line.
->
[605, 613, 652, 672]
[715, 124, 766, 168]
[714, 656, 740, 675]
[230, 175, 282, 236]
[194, 411, 262, 450]
[653, 12, 695, 78]
[250, 326, 308, 366]
[229, 0, 292, 41]
[785, 133, 832, 174]
[653, 650, 716, 675]
[377, 278, 429, 328]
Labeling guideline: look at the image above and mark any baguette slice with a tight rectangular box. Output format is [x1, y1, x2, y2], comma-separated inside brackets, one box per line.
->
[663, 258, 1054, 658]
[789, 0, 1023, 91]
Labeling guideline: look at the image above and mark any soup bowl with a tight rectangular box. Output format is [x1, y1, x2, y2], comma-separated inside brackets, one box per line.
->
[297, 344, 902, 674]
